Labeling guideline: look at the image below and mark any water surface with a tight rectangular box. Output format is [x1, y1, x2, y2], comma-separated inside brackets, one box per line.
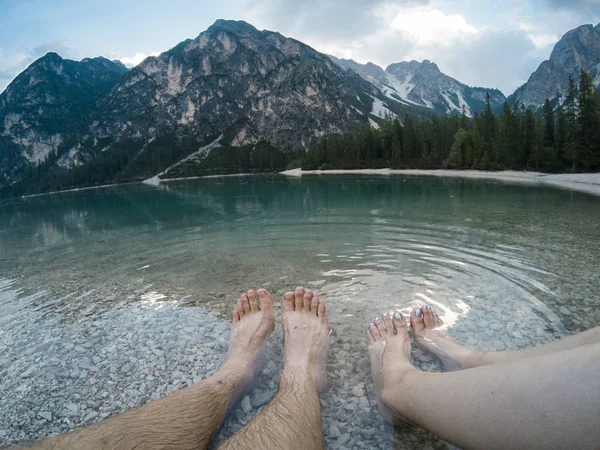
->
[1, 175, 599, 447]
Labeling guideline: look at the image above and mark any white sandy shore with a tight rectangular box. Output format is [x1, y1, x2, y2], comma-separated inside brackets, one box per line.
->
[280, 169, 600, 196]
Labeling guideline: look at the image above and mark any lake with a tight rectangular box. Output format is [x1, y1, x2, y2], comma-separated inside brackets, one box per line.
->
[1, 175, 599, 447]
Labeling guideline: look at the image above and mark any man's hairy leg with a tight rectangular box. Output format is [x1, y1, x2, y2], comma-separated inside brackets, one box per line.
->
[219, 287, 330, 450]
[22, 289, 275, 450]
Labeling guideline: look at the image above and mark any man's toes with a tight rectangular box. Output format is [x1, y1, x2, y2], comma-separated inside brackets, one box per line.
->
[382, 312, 393, 331]
[423, 306, 435, 328]
[392, 311, 407, 334]
[257, 289, 273, 312]
[374, 316, 387, 336]
[310, 292, 320, 315]
[282, 292, 294, 313]
[318, 301, 327, 321]
[303, 289, 313, 312]
[247, 290, 259, 312]
[233, 306, 241, 323]
[237, 298, 246, 317]
[241, 294, 251, 314]
[369, 322, 381, 339]
[410, 307, 424, 332]
[293, 286, 305, 311]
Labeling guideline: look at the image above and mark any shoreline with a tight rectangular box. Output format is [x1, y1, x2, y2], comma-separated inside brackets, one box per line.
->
[11, 169, 600, 200]
[280, 169, 600, 196]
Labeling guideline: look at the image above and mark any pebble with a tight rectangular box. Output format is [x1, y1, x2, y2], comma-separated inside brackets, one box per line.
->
[559, 307, 572, 316]
[38, 412, 52, 421]
[250, 391, 272, 408]
[241, 396, 252, 414]
[330, 423, 341, 438]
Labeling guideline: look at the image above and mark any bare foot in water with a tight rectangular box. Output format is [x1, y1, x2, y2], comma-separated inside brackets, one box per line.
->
[367, 312, 405, 423]
[369, 311, 419, 424]
[410, 305, 482, 371]
[281, 287, 330, 392]
[221, 289, 275, 401]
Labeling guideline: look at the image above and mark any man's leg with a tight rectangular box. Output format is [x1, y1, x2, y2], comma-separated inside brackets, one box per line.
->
[23, 289, 275, 450]
[410, 305, 600, 369]
[370, 311, 600, 450]
[219, 287, 330, 450]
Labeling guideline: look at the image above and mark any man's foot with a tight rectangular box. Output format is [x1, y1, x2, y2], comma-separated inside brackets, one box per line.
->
[410, 305, 482, 370]
[367, 313, 402, 423]
[220, 289, 275, 396]
[281, 287, 330, 392]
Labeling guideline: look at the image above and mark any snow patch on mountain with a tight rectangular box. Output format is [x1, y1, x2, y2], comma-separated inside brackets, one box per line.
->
[371, 97, 393, 118]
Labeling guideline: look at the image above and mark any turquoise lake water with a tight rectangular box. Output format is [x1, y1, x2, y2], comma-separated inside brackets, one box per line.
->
[1, 175, 599, 447]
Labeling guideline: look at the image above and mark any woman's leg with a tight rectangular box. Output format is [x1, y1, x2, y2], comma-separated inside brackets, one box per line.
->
[371, 311, 600, 450]
[411, 305, 600, 369]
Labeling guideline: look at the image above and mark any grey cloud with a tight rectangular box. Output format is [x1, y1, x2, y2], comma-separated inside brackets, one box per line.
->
[248, 0, 430, 40]
[432, 29, 538, 95]
[544, 0, 600, 15]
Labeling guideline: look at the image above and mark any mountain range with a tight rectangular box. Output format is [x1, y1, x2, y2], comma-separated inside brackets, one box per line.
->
[0, 19, 599, 194]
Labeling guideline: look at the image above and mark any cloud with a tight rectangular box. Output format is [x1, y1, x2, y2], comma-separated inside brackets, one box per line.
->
[118, 52, 161, 67]
[244, 0, 593, 95]
[544, 0, 600, 14]
[244, 0, 431, 41]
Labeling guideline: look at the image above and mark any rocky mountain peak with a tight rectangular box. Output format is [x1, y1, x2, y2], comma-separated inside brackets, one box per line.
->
[337, 58, 505, 116]
[510, 22, 600, 109]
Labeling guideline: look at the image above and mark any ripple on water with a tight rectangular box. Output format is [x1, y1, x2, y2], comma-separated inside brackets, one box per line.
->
[1, 176, 599, 448]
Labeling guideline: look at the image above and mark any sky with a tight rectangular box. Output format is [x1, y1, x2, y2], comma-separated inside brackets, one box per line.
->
[0, 0, 598, 95]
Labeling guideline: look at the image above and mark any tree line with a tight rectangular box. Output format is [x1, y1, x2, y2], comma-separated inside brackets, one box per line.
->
[301, 70, 600, 173]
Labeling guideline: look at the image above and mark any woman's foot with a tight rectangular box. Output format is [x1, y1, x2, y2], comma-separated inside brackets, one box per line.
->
[281, 287, 330, 392]
[410, 305, 483, 370]
[367, 313, 401, 423]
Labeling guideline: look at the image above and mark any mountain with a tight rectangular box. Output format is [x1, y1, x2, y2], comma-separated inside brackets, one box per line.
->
[510, 23, 600, 109]
[329, 56, 506, 117]
[0, 54, 127, 186]
[0, 20, 425, 193]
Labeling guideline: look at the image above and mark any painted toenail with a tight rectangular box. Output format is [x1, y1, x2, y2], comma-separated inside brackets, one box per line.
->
[369, 323, 375, 327]
[416, 309, 422, 317]
[374, 317, 381, 322]
[394, 312, 403, 320]
[383, 312, 390, 317]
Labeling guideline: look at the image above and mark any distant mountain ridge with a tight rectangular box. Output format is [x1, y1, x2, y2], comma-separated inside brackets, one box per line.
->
[0, 54, 127, 184]
[0, 20, 425, 193]
[0, 19, 599, 195]
[329, 56, 506, 117]
[509, 23, 600, 109]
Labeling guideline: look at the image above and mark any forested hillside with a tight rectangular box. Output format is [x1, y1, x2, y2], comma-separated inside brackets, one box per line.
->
[302, 70, 600, 173]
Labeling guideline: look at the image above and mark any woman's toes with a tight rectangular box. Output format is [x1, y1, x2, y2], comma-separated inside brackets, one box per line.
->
[303, 289, 313, 312]
[247, 290, 259, 312]
[392, 311, 407, 334]
[433, 308, 443, 327]
[381, 312, 393, 333]
[310, 292, 320, 315]
[369, 322, 381, 339]
[367, 331, 375, 345]
[293, 286, 305, 311]
[423, 306, 436, 328]
[233, 306, 241, 323]
[374, 316, 387, 336]
[410, 307, 424, 333]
